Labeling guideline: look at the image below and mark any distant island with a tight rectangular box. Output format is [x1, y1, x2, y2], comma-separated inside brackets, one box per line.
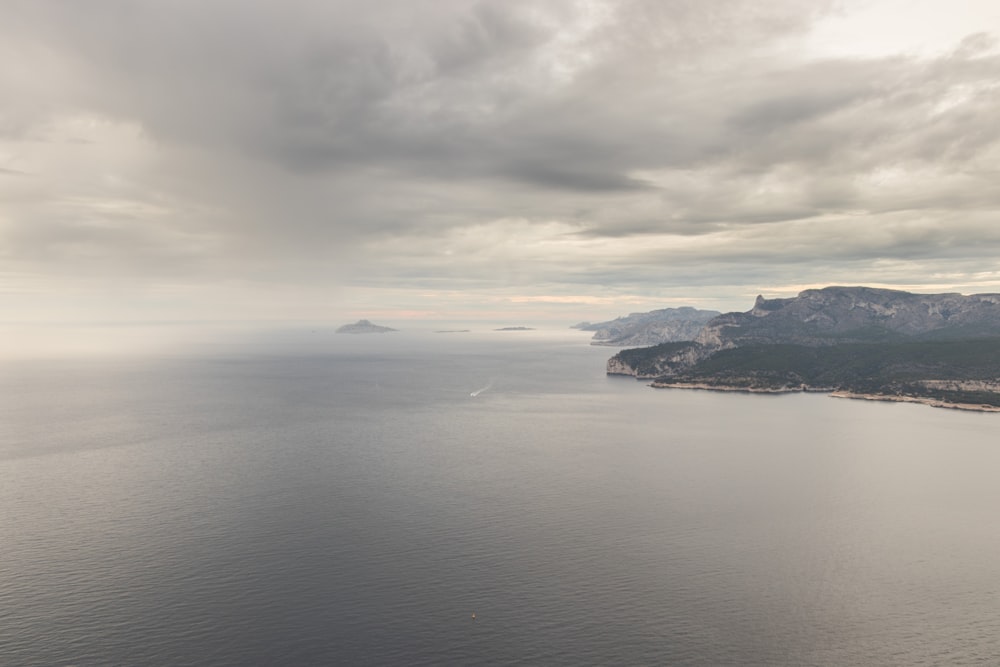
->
[495, 326, 535, 331]
[335, 319, 397, 334]
[606, 287, 1000, 412]
[434, 329, 471, 334]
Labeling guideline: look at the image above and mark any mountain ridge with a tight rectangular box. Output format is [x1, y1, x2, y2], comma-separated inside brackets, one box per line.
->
[694, 286, 1000, 349]
[574, 306, 721, 346]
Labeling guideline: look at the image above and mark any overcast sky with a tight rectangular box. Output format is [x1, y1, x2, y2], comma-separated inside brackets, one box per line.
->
[2, 0, 999, 331]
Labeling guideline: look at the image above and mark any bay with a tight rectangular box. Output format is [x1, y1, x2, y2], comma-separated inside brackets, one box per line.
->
[2, 328, 999, 665]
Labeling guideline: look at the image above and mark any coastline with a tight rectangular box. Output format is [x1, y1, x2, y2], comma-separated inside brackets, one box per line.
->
[649, 381, 1000, 413]
[649, 381, 812, 394]
[828, 391, 1000, 413]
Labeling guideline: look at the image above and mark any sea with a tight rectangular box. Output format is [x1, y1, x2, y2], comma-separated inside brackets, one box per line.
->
[2, 326, 999, 666]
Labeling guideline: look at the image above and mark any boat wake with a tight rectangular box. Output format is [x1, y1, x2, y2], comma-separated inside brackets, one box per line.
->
[471, 379, 494, 397]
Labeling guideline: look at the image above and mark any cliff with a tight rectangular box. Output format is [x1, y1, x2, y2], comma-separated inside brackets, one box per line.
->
[606, 341, 704, 379]
[580, 307, 721, 346]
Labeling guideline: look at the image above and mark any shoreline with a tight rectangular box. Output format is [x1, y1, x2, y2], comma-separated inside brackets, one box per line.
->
[827, 391, 1000, 413]
[649, 382, 1000, 413]
[650, 381, 810, 394]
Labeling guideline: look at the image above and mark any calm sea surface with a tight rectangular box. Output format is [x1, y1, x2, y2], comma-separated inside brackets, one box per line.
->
[2, 329, 1000, 666]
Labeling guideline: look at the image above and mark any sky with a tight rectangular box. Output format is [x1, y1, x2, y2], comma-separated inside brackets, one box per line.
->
[2, 0, 999, 335]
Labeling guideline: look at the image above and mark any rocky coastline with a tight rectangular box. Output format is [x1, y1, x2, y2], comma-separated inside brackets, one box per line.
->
[649, 381, 1000, 412]
[647, 381, 1000, 412]
[828, 391, 1000, 413]
[605, 287, 1000, 413]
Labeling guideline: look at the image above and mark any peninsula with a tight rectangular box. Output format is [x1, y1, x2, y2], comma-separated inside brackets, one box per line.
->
[575, 306, 720, 346]
[607, 287, 1000, 411]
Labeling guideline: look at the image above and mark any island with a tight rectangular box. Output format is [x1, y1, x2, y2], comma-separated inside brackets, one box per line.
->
[335, 319, 397, 334]
[606, 287, 1000, 412]
[495, 326, 535, 331]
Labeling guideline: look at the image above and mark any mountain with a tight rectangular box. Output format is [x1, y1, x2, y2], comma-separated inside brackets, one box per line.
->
[578, 307, 721, 346]
[695, 286, 1000, 349]
[335, 319, 397, 334]
[607, 287, 1000, 411]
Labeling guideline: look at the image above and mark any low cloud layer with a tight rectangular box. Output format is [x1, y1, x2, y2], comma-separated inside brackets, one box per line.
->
[2, 0, 999, 324]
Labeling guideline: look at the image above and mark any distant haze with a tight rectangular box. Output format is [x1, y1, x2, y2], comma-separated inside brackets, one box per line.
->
[2, 0, 999, 342]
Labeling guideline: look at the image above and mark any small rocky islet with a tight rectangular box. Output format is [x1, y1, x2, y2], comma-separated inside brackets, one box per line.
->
[335, 319, 397, 334]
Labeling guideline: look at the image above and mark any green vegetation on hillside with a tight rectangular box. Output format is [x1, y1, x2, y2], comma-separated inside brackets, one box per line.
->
[624, 338, 1000, 406]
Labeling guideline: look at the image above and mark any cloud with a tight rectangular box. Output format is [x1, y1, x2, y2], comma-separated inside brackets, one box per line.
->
[2, 0, 999, 325]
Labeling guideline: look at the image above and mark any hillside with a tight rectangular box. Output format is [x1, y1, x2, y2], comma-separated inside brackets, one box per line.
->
[696, 286, 1000, 348]
[607, 287, 1000, 411]
[576, 307, 720, 346]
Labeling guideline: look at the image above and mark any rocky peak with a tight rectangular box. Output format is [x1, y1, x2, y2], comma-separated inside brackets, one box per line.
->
[750, 294, 792, 316]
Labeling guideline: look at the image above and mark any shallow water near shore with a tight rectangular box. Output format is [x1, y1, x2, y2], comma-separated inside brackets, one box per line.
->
[3, 328, 999, 665]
